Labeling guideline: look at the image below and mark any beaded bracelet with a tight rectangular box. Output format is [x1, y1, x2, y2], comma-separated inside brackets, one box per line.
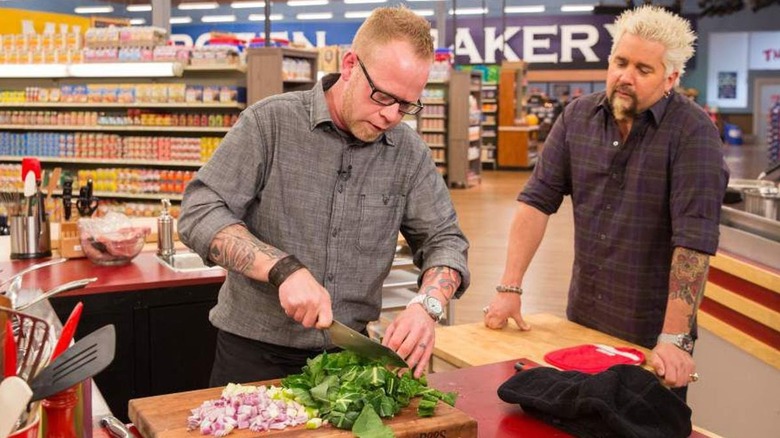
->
[268, 255, 307, 288]
[496, 284, 523, 295]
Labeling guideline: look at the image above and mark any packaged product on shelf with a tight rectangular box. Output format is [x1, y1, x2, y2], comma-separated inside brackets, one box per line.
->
[153, 45, 179, 62]
[151, 84, 168, 103]
[185, 85, 203, 103]
[117, 84, 135, 103]
[168, 83, 186, 103]
[202, 86, 220, 103]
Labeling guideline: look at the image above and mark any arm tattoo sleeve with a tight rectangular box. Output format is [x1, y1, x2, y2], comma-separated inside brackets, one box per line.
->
[420, 266, 462, 301]
[669, 247, 710, 329]
[209, 225, 286, 274]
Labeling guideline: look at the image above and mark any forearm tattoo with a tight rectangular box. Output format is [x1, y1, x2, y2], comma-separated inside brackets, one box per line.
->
[209, 225, 286, 274]
[669, 247, 710, 328]
[420, 266, 461, 300]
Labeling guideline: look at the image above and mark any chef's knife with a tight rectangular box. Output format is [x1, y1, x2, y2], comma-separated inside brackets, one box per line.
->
[327, 320, 408, 368]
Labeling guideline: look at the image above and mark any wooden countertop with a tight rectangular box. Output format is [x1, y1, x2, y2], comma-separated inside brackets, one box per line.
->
[0, 251, 225, 297]
[433, 313, 652, 369]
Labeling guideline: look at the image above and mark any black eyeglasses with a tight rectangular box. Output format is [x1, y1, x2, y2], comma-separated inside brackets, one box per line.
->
[355, 55, 424, 116]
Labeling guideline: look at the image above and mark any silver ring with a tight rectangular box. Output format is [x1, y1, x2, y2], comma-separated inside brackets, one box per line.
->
[482, 306, 489, 314]
[689, 372, 699, 382]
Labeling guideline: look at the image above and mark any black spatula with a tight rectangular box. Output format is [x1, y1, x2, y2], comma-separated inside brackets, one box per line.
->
[30, 324, 115, 402]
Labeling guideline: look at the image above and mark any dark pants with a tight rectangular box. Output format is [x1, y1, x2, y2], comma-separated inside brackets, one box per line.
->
[210, 329, 336, 387]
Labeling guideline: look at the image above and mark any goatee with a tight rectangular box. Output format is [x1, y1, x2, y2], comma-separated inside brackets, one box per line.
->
[609, 87, 638, 121]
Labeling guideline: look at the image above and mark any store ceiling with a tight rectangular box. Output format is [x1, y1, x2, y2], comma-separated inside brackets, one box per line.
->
[1, 0, 776, 24]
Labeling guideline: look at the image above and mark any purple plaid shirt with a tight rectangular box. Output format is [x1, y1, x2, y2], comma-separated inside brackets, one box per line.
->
[520, 91, 729, 348]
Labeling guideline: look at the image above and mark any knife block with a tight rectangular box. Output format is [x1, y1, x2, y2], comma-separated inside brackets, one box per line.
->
[59, 222, 85, 259]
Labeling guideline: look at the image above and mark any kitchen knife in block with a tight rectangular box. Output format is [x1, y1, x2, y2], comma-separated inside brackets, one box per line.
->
[30, 324, 116, 402]
[327, 320, 408, 368]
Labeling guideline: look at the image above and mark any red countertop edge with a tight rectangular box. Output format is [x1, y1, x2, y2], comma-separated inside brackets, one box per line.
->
[427, 359, 714, 438]
[0, 251, 225, 296]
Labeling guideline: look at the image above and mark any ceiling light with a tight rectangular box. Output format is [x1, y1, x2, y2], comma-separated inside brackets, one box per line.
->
[287, 0, 328, 6]
[449, 8, 488, 15]
[248, 13, 283, 20]
[561, 4, 595, 12]
[74, 6, 114, 14]
[202, 15, 236, 22]
[344, 0, 386, 4]
[130, 18, 147, 25]
[406, 0, 445, 2]
[411, 9, 435, 16]
[504, 5, 545, 13]
[230, 1, 265, 8]
[344, 11, 372, 18]
[127, 4, 152, 12]
[296, 12, 333, 19]
[170, 16, 193, 24]
[178, 2, 219, 10]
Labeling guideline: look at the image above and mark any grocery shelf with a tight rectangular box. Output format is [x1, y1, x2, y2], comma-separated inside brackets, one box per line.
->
[0, 124, 231, 133]
[183, 64, 246, 73]
[93, 191, 184, 201]
[0, 155, 204, 168]
[0, 102, 246, 109]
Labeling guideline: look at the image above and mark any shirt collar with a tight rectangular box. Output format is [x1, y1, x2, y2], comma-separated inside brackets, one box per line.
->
[596, 89, 673, 126]
[308, 73, 397, 147]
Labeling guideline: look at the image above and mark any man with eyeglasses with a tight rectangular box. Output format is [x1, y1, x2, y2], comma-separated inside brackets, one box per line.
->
[178, 6, 469, 386]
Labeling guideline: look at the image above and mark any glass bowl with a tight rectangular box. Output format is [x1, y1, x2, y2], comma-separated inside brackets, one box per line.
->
[79, 226, 150, 266]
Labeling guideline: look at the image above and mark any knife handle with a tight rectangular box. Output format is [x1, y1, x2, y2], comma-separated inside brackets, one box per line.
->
[101, 415, 133, 438]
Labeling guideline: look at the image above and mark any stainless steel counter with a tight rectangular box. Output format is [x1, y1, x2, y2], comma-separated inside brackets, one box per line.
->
[720, 206, 780, 270]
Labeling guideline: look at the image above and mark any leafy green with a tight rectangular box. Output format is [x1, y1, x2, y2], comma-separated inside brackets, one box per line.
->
[352, 404, 395, 438]
[280, 351, 457, 437]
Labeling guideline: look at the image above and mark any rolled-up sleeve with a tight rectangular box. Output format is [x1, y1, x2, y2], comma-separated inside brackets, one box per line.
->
[670, 115, 729, 255]
[178, 107, 268, 262]
[518, 109, 571, 215]
[401, 148, 470, 297]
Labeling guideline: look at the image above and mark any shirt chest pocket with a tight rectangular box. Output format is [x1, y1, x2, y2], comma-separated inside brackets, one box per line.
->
[357, 193, 406, 253]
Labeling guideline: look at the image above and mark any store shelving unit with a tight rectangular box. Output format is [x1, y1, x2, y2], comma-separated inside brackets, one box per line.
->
[0, 53, 318, 214]
[497, 61, 539, 169]
[446, 70, 482, 188]
[245, 47, 318, 105]
[480, 81, 498, 169]
[418, 70, 482, 188]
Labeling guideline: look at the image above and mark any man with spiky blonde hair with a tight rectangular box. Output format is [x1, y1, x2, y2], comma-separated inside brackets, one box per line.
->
[484, 5, 729, 399]
[180, 6, 469, 386]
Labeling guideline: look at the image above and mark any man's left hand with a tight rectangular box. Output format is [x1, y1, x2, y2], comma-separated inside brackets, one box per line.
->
[650, 342, 697, 387]
[382, 305, 436, 378]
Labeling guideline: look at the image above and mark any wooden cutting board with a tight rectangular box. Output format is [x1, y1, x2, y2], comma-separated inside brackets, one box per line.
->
[129, 381, 477, 438]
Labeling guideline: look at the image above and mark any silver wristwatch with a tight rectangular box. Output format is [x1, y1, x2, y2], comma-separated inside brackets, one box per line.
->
[657, 333, 694, 354]
[407, 294, 445, 322]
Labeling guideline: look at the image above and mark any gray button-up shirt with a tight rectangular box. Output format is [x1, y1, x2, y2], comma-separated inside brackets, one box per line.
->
[178, 74, 469, 350]
[520, 91, 728, 348]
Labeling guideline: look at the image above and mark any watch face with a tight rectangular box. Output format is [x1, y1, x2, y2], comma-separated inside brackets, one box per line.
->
[425, 296, 443, 314]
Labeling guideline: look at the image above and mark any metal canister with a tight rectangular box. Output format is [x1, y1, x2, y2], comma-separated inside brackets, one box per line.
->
[157, 198, 175, 259]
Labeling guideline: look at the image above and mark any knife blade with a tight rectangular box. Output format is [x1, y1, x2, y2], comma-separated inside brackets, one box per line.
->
[327, 320, 408, 368]
[594, 343, 642, 362]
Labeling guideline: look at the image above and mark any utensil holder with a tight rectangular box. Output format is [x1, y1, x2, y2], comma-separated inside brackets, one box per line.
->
[59, 222, 85, 259]
[9, 216, 51, 260]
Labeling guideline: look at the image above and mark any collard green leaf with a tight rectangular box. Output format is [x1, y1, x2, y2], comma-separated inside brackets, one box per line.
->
[352, 404, 395, 438]
[281, 350, 458, 435]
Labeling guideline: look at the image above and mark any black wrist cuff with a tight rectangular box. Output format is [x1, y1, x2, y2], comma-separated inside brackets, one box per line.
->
[268, 255, 306, 288]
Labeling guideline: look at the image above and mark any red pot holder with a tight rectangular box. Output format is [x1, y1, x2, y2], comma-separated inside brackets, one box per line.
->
[543, 344, 646, 374]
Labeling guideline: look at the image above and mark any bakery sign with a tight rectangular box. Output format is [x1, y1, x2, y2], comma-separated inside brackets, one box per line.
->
[748, 32, 780, 70]
[173, 14, 696, 71]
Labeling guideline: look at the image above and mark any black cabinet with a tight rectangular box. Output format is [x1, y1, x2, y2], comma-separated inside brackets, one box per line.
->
[50, 283, 220, 422]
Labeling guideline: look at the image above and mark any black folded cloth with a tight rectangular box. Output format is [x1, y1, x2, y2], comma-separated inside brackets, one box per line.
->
[497, 364, 692, 438]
